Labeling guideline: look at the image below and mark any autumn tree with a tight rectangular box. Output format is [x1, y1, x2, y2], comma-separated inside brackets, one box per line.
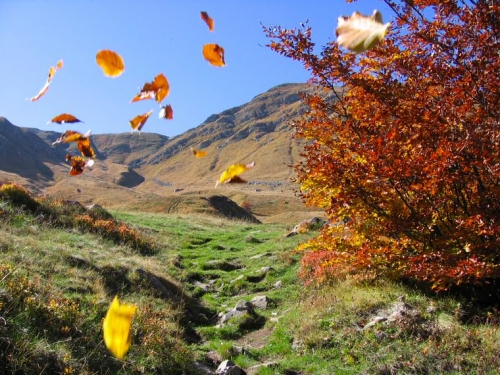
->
[265, 0, 500, 291]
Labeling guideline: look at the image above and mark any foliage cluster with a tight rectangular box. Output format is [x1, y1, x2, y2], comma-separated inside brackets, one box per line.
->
[0, 183, 156, 255]
[265, 0, 500, 291]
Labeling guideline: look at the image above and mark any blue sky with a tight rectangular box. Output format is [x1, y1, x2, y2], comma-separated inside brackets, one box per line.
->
[0, 1, 387, 137]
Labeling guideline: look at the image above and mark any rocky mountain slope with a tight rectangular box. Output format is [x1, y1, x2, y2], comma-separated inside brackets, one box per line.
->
[0, 83, 327, 222]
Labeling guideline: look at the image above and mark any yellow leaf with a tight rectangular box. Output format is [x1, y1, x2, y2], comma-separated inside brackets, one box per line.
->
[102, 295, 137, 360]
[216, 162, 254, 187]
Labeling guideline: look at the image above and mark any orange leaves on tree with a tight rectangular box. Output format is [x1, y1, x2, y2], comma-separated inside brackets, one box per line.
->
[202, 43, 225, 67]
[265, 1, 500, 292]
[130, 110, 153, 133]
[96, 50, 125, 77]
[200, 11, 214, 32]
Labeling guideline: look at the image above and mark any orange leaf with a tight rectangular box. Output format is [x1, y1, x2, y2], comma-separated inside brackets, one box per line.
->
[336, 10, 390, 53]
[28, 59, 63, 101]
[96, 49, 125, 77]
[66, 154, 94, 176]
[131, 73, 169, 104]
[202, 44, 225, 67]
[47, 113, 83, 124]
[190, 147, 207, 158]
[159, 104, 173, 120]
[200, 11, 214, 32]
[130, 110, 153, 133]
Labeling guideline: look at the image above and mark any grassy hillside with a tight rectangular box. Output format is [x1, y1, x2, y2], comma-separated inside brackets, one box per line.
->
[1, 184, 499, 374]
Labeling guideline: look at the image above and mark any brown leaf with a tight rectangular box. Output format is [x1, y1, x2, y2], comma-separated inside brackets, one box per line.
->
[200, 11, 214, 32]
[202, 44, 225, 67]
[96, 50, 125, 77]
[66, 154, 94, 176]
[159, 104, 173, 120]
[48, 113, 83, 124]
[53, 130, 95, 159]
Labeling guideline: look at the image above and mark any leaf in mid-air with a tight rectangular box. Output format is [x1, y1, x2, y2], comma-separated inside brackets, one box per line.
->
[131, 73, 169, 104]
[96, 49, 125, 77]
[159, 104, 174, 120]
[335, 10, 390, 53]
[28, 60, 63, 101]
[190, 147, 207, 158]
[129, 110, 153, 133]
[202, 43, 226, 67]
[200, 11, 214, 31]
[216, 162, 255, 187]
[102, 295, 137, 360]
[48, 113, 83, 124]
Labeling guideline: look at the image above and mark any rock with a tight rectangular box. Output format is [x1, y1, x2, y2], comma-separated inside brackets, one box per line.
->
[245, 236, 263, 244]
[204, 260, 243, 272]
[235, 300, 253, 311]
[192, 361, 216, 375]
[193, 281, 213, 292]
[249, 252, 273, 260]
[286, 216, 327, 237]
[258, 266, 274, 275]
[216, 360, 246, 375]
[274, 280, 282, 289]
[230, 275, 245, 284]
[219, 301, 255, 325]
[250, 296, 271, 310]
[246, 362, 279, 375]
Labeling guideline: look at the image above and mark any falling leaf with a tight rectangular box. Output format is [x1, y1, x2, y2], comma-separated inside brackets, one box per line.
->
[96, 49, 125, 77]
[47, 113, 83, 124]
[130, 110, 153, 133]
[53, 130, 95, 158]
[131, 73, 169, 104]
[28, 59, 63, 101]
[216, 162, 255, 187]
[77, 137, 96, 158]
[200, 11, 214, 32]
[335, 10, 390, 53]
[66, 154, 94, 176]
[190, 147, 207, 158]
[159, 104, 174, 120]
[102, 295, 137, 360]
[202, 44, 225, 67]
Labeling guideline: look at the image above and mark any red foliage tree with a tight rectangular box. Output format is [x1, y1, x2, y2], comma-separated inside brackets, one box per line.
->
[265, 0, 500, 291]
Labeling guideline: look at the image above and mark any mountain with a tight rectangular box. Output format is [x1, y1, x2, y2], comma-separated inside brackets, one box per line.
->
[0, 83, 328, 222]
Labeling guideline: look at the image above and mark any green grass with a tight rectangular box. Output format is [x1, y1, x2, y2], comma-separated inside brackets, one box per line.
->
[1, 185, 500, 374]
